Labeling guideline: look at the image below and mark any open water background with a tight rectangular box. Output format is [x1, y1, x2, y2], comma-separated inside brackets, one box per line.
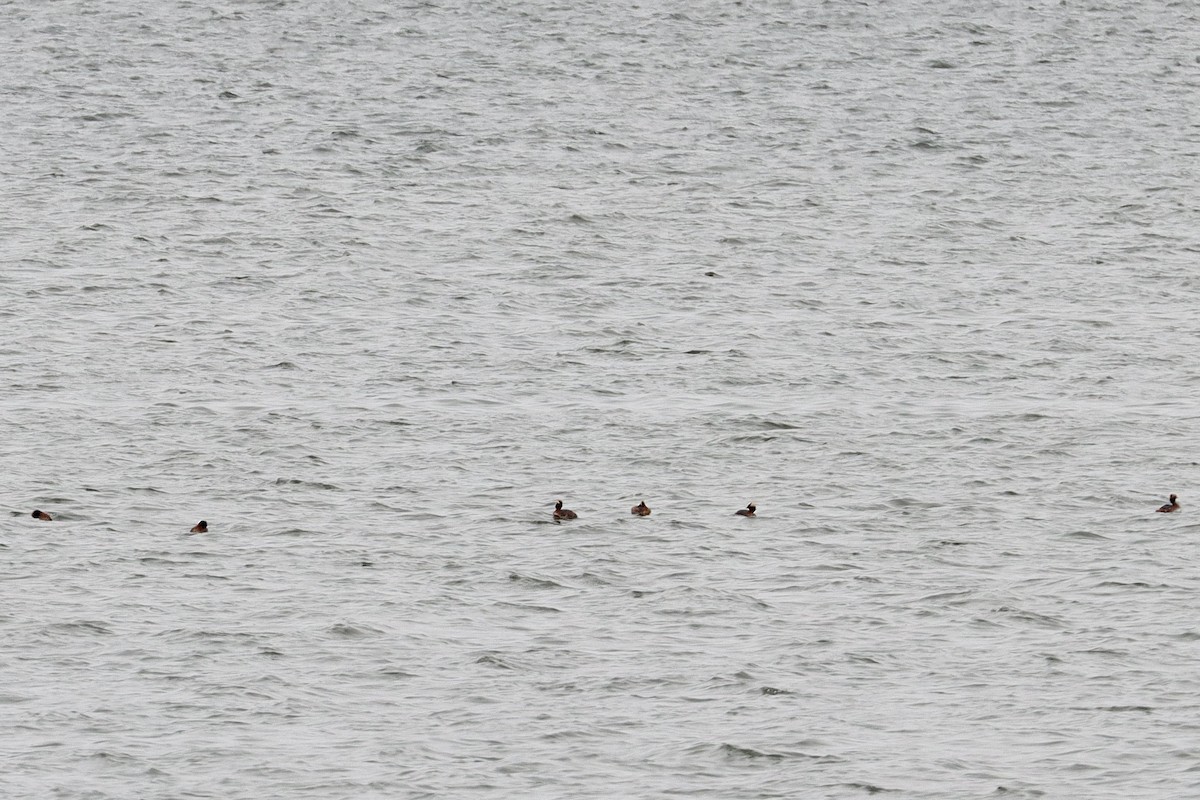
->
[2, 1, 1200, 797]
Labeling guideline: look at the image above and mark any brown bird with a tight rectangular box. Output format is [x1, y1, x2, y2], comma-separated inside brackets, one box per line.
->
[631, 500, 651, 516]
[1156, 494, 1180, 513]
[190, 520, 208, 533]
[31, 509, 52, 521]
[735, 502, 756, 517]
[553, 500, 577, 521]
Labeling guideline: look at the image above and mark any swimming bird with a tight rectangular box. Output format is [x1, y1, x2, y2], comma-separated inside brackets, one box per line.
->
[1156, 494, 1180, 513]
[190, 520, 208, 533]
[735, 502, 756, 517]
[31, 509, 52, 521]
[553, 500, 577, 521]
[631, 500, 651, 516]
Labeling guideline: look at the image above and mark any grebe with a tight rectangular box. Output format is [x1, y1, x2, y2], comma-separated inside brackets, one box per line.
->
[631, 500, 651, 516]
[735, 502, 756, 517]
[31, 509, 52, 521]
[190, 520, 208, 533]
[553, 500, 577, 521]
[1156, 494, 1180, 513]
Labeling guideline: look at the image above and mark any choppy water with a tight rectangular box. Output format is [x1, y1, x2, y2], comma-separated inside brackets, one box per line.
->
[3, 1, 1200, 797]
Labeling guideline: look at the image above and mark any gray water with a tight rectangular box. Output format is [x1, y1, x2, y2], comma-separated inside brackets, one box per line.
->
[3, 1, 1200, 797]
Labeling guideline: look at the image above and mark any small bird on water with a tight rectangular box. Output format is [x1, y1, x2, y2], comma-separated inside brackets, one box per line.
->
[190, 520, 208, 533]
[1156, 494, 1180, 513]
[553, 500, 577, 521]
[631, 500, 651, 516]
[31, 509, 52, 521]
[735, 502, 756, 517]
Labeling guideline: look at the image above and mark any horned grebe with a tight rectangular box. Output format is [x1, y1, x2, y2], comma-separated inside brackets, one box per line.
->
[631, 500, 651, 516]
[31, 509, 52, 521]
[190, 520, 208, 533]
[735, 502, 756, 517]
[553, 500, 577, 521]
[1156, 494, 1180, 513]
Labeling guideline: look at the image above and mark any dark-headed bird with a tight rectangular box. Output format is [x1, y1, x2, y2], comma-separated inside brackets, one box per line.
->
[1157, 494, 1180, 513]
